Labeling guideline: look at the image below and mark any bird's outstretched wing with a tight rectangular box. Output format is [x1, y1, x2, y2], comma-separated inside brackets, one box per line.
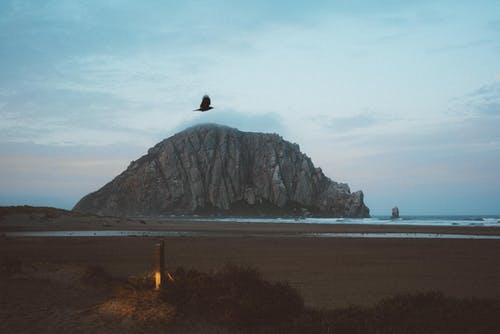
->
[200, 95, 211, 110]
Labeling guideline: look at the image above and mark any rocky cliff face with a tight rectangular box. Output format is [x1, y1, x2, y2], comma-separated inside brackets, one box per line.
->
[74, 124, 369, 217]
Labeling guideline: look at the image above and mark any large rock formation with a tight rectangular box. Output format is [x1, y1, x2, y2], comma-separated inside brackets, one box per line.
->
[74, 124, 369, 217]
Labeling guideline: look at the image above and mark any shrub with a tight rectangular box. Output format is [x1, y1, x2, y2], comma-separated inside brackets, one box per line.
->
[79, 264, 500, 333]
[161, 263, 304, 328]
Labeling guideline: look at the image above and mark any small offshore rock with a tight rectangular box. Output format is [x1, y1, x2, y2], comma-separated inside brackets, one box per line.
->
[391, 206, 400, 219]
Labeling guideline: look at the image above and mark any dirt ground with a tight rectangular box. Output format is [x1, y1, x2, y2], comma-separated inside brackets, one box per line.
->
[3, 235, 500, 309]
[2, 207, 500, 332]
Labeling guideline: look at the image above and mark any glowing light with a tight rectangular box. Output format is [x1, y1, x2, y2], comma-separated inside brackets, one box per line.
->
[155, 271, 161, 290]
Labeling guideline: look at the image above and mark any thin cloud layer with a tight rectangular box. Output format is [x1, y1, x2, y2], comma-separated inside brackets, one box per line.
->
[178, 110, 287, 136]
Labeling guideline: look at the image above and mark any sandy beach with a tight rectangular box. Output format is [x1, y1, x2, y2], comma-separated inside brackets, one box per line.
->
[2, 207, 500, 333]
[3, 235, 500, 309]
[2, 207, 500, 309]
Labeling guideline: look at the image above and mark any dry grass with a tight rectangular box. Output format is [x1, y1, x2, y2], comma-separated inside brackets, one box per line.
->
[99, 288, 176, 324]
[4, 260, 500, 333]
[276, 291, 500, 334]
[92, 265, 500, 333]
[84, 263, 304, 330]
[82, 266, 176, 324]
[161, 263, 305, 328]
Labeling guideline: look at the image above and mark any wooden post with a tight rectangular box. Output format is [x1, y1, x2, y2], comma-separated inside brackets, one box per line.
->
[155, 241, 165, 290]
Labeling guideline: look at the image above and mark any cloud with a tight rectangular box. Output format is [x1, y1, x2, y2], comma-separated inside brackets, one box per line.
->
[464, 82, 500, 116]
[1, 1, 500, 214]
[475, 102, 500, 115]
[317, 112, 383, 133]
[488, 19, 500, 31]
[0, 85, 159, 146]
[175, 110, 287, 135]
[470, 82, 500, 98]
[0, 141, 146, 208]
[429, 39, 494, 53]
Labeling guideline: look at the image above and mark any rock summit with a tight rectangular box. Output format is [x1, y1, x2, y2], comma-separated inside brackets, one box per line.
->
[74, 124, 369, 217]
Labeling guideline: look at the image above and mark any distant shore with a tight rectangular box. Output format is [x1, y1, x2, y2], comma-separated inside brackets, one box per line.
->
[2, 205, 500, 236]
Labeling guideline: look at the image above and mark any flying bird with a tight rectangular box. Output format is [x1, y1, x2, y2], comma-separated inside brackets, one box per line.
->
[194, 95, 213, 112]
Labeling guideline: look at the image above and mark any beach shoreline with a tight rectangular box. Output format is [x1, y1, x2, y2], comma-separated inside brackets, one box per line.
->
[2, 206, 500, 309]
[2, 206, 500, 236]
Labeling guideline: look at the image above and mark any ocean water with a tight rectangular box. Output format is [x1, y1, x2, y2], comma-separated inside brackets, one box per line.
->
[154, 215, 500, 227]
[4, 215, 500, 239]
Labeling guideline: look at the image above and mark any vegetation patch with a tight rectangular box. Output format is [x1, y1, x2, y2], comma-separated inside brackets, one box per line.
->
[99, 288, 176, 324]
[79, 264, 500, 333]
[162, 263, 305, 328]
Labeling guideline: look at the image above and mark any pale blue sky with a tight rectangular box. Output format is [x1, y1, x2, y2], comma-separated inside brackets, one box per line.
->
[1, 1, 499, 215]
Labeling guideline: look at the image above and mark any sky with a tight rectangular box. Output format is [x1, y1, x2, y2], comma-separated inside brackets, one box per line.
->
[0, 0, 499, 215]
